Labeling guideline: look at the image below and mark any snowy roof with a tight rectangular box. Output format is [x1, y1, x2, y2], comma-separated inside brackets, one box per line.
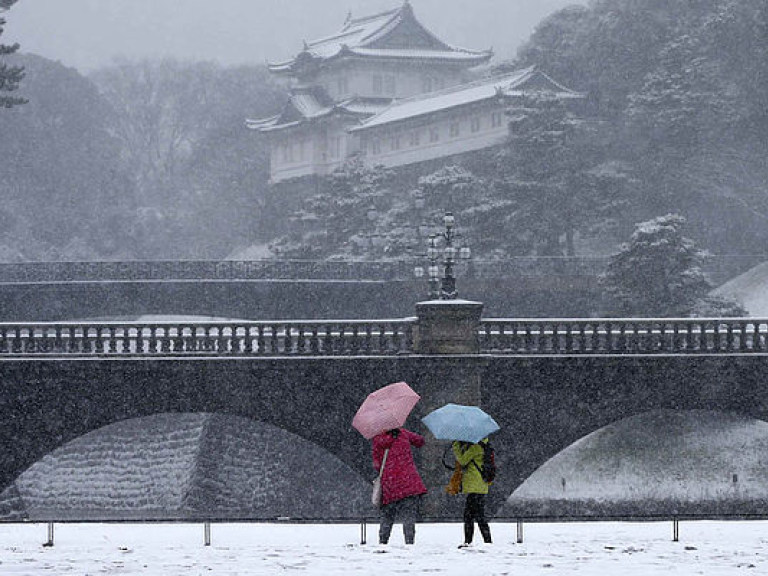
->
[247, 88, 391, 133]
[268, 2, 491, 75]
[350, 66, 584, 132]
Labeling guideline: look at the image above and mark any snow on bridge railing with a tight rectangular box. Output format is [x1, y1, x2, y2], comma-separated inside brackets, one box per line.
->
[478, 318, 768, 355]
[0, 319, 417, 357]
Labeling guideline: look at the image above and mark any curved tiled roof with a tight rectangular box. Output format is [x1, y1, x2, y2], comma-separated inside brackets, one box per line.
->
[268, 2, 491, 74]
[350, 67, 584, 132]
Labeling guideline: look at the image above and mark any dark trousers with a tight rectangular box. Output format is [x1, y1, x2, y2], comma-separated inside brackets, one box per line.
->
[463, 493, 492, 544]
[379, 495, 420, 544]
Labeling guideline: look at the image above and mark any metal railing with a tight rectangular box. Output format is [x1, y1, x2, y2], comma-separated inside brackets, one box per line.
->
[0, 254, 759, 283]
[0, 319, 417, 357]
[478, 318, 768, 355]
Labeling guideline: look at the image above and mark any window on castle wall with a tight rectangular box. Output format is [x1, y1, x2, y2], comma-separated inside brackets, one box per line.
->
[372, 139, 381, 155]
[449, 121, 461, 138]
[297, 140, 305, 162]
[491, 111, 503, 128]
[429, 127, 440, 142]
[409, 131, 421, 147]
[385, 75, 396, 96]
[337, 77, 348, 96]
[328, 136, 342, 160]
[422, 77, 433, 93]
[390, 135, 400, 151]
[373, 75, 383, 95]
[470, 117, 481, 133]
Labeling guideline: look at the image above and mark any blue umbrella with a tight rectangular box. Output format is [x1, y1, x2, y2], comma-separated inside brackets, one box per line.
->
[422, 403, 500, 444]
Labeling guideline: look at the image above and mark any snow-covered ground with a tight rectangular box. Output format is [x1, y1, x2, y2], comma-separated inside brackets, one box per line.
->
[1, 520, 767, 575]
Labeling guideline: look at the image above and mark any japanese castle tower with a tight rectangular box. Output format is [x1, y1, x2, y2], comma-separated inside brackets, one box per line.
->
[249, 1, 581, 184]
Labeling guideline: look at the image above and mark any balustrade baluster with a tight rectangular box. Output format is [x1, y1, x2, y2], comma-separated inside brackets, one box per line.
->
[672, 323, 681, 352]
[562, 323, 573, 353]
[213, 326, 224, 354]
[587, 322, 597, 352]
[10, 327, 19, 354]
[736, 321, 747, 352]
[350, 325, 360, 355]
[146, 327, 157, 354]
[255, 325, 265, 354]
[600, 323, 610, 353]
[174, 325, 185, 353]
[361, 324, 371, 354]
[117, 326, 127, 354]
[478, 323, 488, 351]
[0, 327, 6, 354]
[508, 323, 519, 352]
[296, 326, 306, 355]
[498, 323, 508, 352]
[617, 323, 629, 353]
[691, 322, 703, 352]
[521, 323, 531, 352]
[269, 324, 278, 354]
[90, 327, 102, 354]
[716, 322, 726, 352]
[700, 321, 710, 352]
[66, 326, 76, 353]
[727, 322, 737, 352]
[108, 327, 117, 354]
[158, 327, 169, 353]
[130, 326, 141, 354]
[310, 326, 320, 355]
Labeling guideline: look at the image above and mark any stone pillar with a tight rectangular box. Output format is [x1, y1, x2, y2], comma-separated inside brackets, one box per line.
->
[411, 299, 488, 519]
[413, 299, 483, 355]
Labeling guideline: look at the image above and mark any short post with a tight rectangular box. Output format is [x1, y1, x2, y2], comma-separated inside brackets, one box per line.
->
[672, 517, 679, 542]
[43, 522, 54, 547]
[204, 522, 211, 547]
[516, 520, 524, 544]
[360, 521, 367, 545]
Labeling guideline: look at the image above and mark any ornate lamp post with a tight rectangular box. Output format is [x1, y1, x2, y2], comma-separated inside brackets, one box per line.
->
[414, 212, 471, 300]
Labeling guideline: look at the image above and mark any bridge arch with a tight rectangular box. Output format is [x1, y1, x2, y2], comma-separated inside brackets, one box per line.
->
[0, 412, 370, 521]
[502, 409, 768, 518]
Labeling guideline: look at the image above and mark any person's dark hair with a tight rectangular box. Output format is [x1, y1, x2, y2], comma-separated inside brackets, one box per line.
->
[388, 428, 400, 438]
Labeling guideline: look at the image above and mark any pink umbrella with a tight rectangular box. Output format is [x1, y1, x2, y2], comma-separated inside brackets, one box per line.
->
[352, 381, 421, 439]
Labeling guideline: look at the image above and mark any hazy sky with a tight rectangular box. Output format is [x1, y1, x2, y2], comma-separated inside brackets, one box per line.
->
[3, 0, 582, 72]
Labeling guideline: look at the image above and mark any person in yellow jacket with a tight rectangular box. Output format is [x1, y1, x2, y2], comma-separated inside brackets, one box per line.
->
[452, 439, 492, 547]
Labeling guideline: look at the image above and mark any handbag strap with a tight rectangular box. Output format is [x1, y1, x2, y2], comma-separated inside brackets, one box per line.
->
[377, 448, 390, 479]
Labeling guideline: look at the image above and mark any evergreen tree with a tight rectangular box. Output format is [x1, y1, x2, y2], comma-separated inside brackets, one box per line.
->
[0, 0, 25, 109]
[600, 214, 745, 317]
[492, 93, 621, 256]
[272, 156, 395, 259]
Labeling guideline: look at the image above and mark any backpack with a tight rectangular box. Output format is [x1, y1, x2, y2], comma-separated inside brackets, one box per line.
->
[474, 440, 496, 485]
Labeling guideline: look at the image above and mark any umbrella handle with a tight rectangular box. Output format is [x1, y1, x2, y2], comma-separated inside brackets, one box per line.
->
[441, 444, 455, 470]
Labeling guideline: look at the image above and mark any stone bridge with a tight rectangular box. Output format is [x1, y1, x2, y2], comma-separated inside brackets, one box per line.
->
[0, 256, 758, 320]
[1, 301, 768, 520]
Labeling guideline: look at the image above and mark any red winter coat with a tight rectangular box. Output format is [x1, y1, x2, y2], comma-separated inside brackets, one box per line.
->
[372, 428, 428, 506]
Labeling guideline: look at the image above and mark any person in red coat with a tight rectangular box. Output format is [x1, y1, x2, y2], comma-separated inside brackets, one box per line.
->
[372, 427, 428, 545]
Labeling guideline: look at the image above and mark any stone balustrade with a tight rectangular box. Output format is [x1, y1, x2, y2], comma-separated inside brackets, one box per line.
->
[0, 320, 416, 357]
[0, 316, 766, 357]
[479, 318, 768, 354]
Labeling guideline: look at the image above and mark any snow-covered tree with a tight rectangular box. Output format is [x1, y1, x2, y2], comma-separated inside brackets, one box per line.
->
[271, 156, 395, 259]
[0, 1, 25, 109]
[493, 92, 620, 256]
[600, 214, 744, 317]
